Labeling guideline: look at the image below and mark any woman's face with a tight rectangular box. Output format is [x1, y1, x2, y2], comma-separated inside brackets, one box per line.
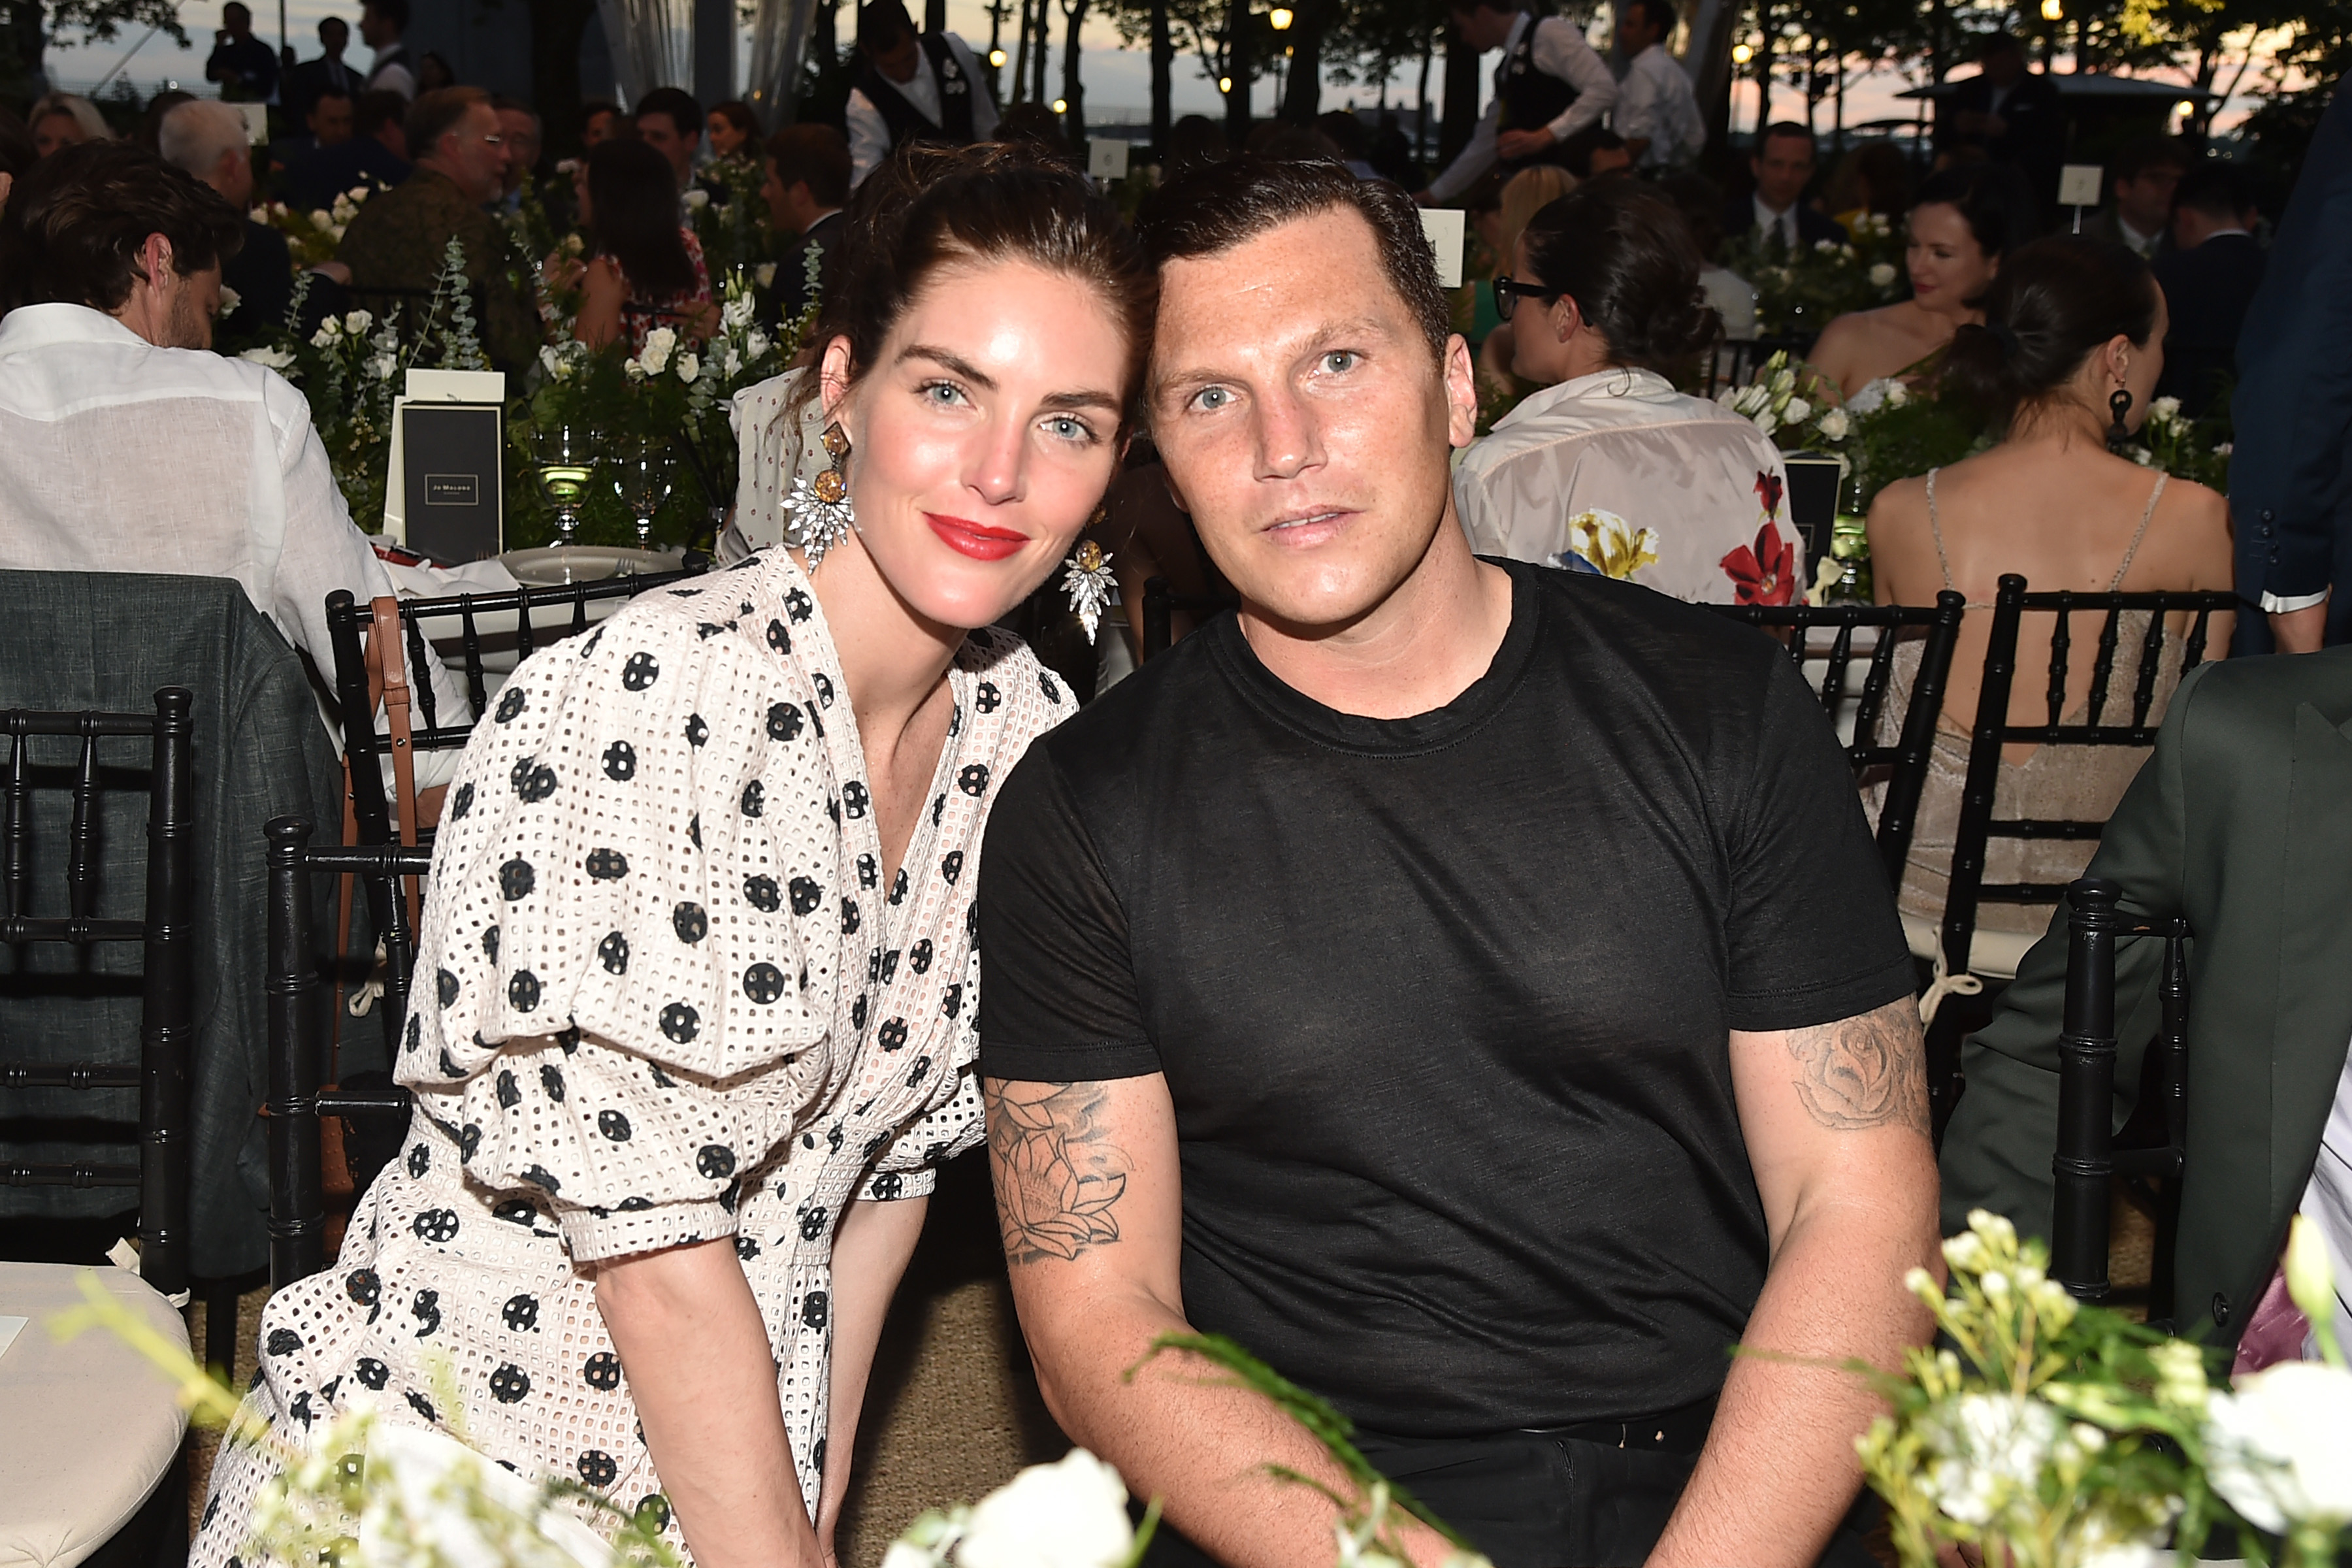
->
[34, 110, 86, 159]
[821, 258, 1132, 630]
[2112, 286, 2169, 431]
[1505, 236, 1571, 385]
[1906, 201, 1997, 315]
[708, 112, 748, 157]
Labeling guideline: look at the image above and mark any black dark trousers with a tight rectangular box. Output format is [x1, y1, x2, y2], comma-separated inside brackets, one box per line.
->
[1141, 1429, 1882, 1568]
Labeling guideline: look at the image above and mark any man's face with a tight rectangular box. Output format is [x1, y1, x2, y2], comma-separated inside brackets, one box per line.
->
[762, 159, 821, 235]
[1447, 4, 1515, 52]
[582, 108, 619, 147]
[436, 101, 509, 203]
[223, 4, 251, 37]
[1616, 3, 1659, 53]
[1980, 44, 2025, 86]
[638, 111, 698, 186]
[1149, 206, 1477, 633]
[211, 146, 255, 209]
[1751, 131, 1815, 211]
[870, 30, 922, 83]
[310, 93, 355, 145]
[497, 107, 541, 190]
[2115, 163, 2181, 234]
[320, 18, 348, 56]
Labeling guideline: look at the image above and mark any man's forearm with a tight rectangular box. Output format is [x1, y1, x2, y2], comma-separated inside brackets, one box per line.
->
[1648, 1200, 1936, 1567]
[2271, 598, 2328, 654]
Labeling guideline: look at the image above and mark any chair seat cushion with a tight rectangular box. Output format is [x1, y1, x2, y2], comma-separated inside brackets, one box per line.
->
[1902, 911, 2040, 984]
[0, 1262, 189, 1568]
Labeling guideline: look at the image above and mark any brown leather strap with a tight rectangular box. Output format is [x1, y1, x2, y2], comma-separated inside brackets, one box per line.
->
[368, 596, 421, 930]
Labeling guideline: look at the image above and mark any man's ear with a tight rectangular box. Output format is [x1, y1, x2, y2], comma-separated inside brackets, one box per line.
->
[1441, 331, 1478, 450]
[133, 231, 175, 286]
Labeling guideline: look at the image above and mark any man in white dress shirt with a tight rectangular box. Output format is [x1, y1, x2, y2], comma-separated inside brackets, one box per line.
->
[1611, 0, 1704, 171]
[1418, 0, 1617, 204]
[845, 0, 1000, 190]
[0, 141, 467, 772]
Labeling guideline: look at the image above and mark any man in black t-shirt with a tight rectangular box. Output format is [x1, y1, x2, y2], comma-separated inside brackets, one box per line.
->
[978, 158, 1940, 1568]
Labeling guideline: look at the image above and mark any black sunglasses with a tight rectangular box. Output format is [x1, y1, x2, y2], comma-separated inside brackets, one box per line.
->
[1493, 274, 1560, 322]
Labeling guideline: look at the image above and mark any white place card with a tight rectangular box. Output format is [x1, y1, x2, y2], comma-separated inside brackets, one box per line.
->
[1088, 137, 1132, 182]
[1418, 206, 1465, 289]
[0, 1316, 27, 1365]
[2057, 164, 2104, 208]
[229, 101, 270, 145]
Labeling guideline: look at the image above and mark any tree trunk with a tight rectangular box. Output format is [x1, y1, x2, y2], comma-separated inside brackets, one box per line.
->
[5, 0, 48, 90]
[926, 0, 945, 35]
[1031, 0, 1049, 106]
[1277, 0, 1333, 122]
[1414, 26, 1433, 163]
[1150, 0, 1171, 155]
[1222, 0, 1252, 146]
[1060, 0, 1086, 136]
[1438, 10, 1478, 170]
[1012, 0, 1031, 103]
[531, 0, 596, 157]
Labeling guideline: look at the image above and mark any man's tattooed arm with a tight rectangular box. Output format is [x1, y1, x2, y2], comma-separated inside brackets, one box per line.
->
[985, 1080, 1134, 1265]
[1780, 998, 1932, 1136]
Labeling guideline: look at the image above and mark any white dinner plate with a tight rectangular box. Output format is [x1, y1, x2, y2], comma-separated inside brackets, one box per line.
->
[500, 546, 678, 585]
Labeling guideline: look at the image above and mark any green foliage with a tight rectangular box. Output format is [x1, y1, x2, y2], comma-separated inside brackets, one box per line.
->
[1720, 215, 1906, 339]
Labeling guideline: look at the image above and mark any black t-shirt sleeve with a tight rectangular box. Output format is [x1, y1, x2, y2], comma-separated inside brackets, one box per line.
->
[977, 743, 1162, 1083]
[1718, 647, 1918, 1032]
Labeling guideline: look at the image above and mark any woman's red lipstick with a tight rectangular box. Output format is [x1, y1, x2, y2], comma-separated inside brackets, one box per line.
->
[926, 513, 1028, 561]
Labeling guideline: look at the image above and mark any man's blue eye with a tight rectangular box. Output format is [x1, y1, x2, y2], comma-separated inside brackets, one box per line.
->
[1196, 387, 1228, 410]
[1324, 351, 1356, 372]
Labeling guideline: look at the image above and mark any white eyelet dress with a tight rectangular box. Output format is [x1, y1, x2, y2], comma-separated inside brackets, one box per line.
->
[193, 551, 1074, 1563]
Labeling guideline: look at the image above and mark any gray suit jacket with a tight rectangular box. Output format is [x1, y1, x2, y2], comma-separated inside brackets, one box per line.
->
[1939, 646, 2352, 1347]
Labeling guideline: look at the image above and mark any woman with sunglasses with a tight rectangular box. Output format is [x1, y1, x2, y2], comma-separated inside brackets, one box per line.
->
[1454, 180, 1803, 606]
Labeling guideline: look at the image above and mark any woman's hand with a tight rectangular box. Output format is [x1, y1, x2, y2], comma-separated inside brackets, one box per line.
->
[595, 1237, 825, 1568]
[541, 250, 585, 297]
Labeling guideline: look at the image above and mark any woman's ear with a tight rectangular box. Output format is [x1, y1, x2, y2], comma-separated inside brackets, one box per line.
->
[1552, 293, 1583, 344]
[2104, 331, 2134, 385]
[818, 336, 855, 417]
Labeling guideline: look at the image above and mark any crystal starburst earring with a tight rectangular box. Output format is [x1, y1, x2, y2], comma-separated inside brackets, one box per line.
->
[786, 421, 855, 566]
[1062, 537, 1118, 644]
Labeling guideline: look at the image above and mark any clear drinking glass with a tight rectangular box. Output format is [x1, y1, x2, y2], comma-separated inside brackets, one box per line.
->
[531, 423, 595, 547]
[614, 446, 675, 557]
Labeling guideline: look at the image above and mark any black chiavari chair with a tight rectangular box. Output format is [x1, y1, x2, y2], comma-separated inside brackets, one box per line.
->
[0, 690, 196, 1303]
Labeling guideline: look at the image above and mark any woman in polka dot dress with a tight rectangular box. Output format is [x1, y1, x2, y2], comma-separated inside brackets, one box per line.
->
[197, 144, 1156, 1568]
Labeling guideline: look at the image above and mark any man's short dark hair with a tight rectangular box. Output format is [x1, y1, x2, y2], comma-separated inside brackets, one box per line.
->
[1138, 154, 1450, 363]
[2174, 162, 2255, 223]
[223, 1, 252, 22]
[319, 14, 348, 41]
[2112, 133, 2189, 184]
[1757, 120, 1816, 153]
[633, 86, 702, 140]
[857, 0, 918, 52]
[489, 93, 540, 128]
[0, 140, 244, 314]
[765, 123, 851, 209]
[405, 85, 489, 161]
[1619, 0, 1676, 37]
[355, 88, 407, 137]
[1976, 29, 2023, 57]
[364, 0, 408, 30]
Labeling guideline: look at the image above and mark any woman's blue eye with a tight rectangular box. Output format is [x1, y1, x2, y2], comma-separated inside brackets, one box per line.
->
[924, 382, 962, 404]
[1047, 416, 1089, 441]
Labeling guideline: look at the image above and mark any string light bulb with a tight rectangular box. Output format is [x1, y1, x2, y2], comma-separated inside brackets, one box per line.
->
[1270, 7, 1294, 27]
[988, 46, 1007, 66]
[1218, 74, 1233, 92]
[2039, 0, 2063, 20]
[1052, 96, 1068, 112]
[1730, 41, 1752, 63]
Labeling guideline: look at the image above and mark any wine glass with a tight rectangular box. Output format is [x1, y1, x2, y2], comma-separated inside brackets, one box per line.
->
[531, 423, 595, 547]
[613, 446, 675, 557]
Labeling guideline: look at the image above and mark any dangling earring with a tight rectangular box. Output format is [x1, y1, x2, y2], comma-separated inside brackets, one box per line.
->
[1062, 524, 1118, 644]
[786, 421, 856, 566]
[2106, 387, 2134, 453]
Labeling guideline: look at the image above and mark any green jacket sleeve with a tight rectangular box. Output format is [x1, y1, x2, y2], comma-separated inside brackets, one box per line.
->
[1936, 660, 2215, 1242]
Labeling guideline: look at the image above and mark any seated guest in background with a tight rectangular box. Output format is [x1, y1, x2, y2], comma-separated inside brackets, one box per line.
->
[284, 15, 359, 123]
[1418, 0, 1615, 203]
[2153, 163, 2264, 417]
[29, 93, 112, 158]
[1940, 642, 2352, 1365]
[133, 88, 196, 152]
[579, 99, 625, 147]
[1934, 32, 2063, 210]
[763, 123, 850, 322]
[285, 87, 409, 208]
[158, 99, 292, 337]
[1467, 163, 1575, 395]
[847, 0, 1000, 189]
[1822, 140, 1910, 237]
[550, 137, 715, 352]
[273, 85, 355, 167]
[1810, 163, 2027, 404]
[1662, 171, 1759, 352]
[1458, 180, 1799, 606]
[414, 49, 455, 95]
[984, 155, 1938, 1568]
[706, 99, 762, 165]
[1721, 121, 1841, 251]
[0, 142, 467, 753]
[634, 86, 704, 193]
[358, 0, 415, 99]
[204, 1, 280, 103]
[1573, 126, 1633, 179]
[2082, 133, 2186, 260]
[1612, 0, 1705, 172]
[492, 95, 544, 211]
[336, 87, 540, 372]
[1864, 237, 2231, 958]
[1164, 112, 1225, 178]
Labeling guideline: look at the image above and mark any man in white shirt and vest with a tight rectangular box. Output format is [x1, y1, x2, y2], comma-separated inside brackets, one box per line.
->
[1611, 0, 1704, 171]
[845, 0, 1000, 189]
[1418, 0, 1617, 205]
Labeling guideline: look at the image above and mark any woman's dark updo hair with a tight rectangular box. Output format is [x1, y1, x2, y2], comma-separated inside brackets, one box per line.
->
[1940, 235, 2159, 427]
[584, 137, 697, 300]
[1908, 161, 2035, 268]
[793, 142, 1156, 425]
[1517, 181, 1718, 376]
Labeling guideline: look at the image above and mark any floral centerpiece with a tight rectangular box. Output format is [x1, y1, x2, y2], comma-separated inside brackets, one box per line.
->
[687, 158, 775, 283]
[253, 182, 385, 269]
[2121, 396, 2233, 491]
[1721, 214, 1908, 339]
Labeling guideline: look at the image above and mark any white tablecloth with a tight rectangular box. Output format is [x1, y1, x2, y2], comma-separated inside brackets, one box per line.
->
[0, 1262, 189, 1568]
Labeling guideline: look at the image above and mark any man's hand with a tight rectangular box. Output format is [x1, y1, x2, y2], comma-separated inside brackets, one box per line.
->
[2271, 597, 2328, 653]
[1495, 126, 1557, 161]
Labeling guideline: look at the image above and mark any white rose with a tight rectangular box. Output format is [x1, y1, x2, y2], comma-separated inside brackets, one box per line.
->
[218, 285, 242, 316]
[674, 351, 700, 384]
[1818, 407, 1850, 441]
[249, 206, 270, 224]
[1885, 382, 1911, 408]
[309, 208, 335, 231]
[722, 293, 755, 330]
[347, 184, 371, 202]
[638, 326, 677, 375]
[539, 344, 563, 376]
[370, 353, 398, 381]
[957, 1450, 1134, 1568]
[329, 223, 347, 242]
[238, 345, 295, 370]
[2215, 441, 2233, 456]
[1814, 237, 1839, 253]
[1869, 262, 1897, 288]
[745, 331, 770, 361]
[2149, 395, 2182, 422]
[346, 310, 374, 335]
[681, 188, 711, 210]
[1752, 409, 1779, 436]
[2203, 1361, 2352, 1533]
[754, 261, 777, 289]
[310, 322, 341, 348]
[1783, 396, 1812, 424]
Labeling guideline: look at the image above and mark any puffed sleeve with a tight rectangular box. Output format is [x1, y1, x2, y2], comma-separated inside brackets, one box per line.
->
[404, 603, 840, 1261]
